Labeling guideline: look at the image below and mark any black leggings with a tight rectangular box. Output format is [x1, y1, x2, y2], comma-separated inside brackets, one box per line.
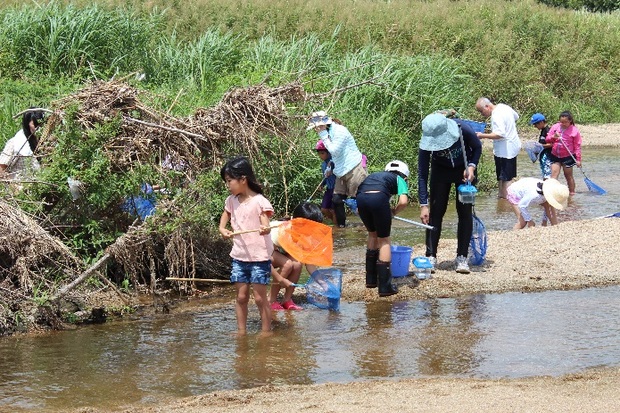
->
[426, 167, 473, 258]
[357, 192, 392, 238]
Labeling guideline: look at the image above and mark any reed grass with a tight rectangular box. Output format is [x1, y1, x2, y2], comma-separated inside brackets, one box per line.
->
[142, 0, 620, 122]
[2, 0, 618, 122]
[0, 2, 161, 78]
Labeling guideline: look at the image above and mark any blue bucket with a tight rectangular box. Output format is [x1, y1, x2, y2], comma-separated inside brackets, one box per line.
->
[460, 119, 487, 133]
[390, 245, 412, 277]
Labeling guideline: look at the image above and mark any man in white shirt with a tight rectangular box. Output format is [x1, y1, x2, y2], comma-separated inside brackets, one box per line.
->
[475, 97, 521, 198]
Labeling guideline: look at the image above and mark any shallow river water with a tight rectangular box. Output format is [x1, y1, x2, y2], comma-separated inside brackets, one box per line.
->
[1, 148, 619, 412]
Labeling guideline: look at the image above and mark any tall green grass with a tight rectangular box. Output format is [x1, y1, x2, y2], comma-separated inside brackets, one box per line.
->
[2, 0, 620, 121]
[0, 2, 162, 78]
[103, 0, 620, 122]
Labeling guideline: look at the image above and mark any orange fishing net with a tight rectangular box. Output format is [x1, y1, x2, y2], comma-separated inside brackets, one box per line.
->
[277, 218, 333, 266]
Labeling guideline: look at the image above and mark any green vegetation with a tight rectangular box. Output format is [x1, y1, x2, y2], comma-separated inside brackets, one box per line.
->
[537, 0, 620, 12]
[0, 0, 618, 302]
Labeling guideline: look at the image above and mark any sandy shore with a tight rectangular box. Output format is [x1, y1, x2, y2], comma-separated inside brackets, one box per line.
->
[113, 367, 620, 413]
[77, 126, 620, 413]
[339, 218, 620, 302]
[481, 123, 617, 151]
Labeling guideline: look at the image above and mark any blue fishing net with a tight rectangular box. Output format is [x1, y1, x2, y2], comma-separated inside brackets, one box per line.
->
[469, 210, 487, 266]
[305, 268, 342, 311]
[344, 198, 358, 215]
[583, 174, 607, 195]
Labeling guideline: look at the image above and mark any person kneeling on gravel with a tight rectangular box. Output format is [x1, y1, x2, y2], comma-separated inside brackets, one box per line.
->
[506, 177, 568, 230]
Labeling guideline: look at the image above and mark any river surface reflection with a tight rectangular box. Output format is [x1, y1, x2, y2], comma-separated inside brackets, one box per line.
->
[2, 286, 620, 411]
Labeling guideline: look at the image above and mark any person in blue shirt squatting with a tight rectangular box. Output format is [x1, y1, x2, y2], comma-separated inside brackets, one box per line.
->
[307, 111, 367, 228]
[356, 161, 410, 297]
[417, 113, 482, 274]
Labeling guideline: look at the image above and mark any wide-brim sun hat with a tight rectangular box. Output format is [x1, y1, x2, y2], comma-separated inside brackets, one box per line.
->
[542, 178, 569, 210]
[419, 113, 460, 151]
[307, 110, 333, 131]
[530, 113, 546, 125]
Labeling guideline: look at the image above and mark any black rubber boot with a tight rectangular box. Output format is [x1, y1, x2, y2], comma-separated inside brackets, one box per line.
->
[377, 260, 398, 297]
[332, 193, 346, 227]
[365, 249, 379, 288]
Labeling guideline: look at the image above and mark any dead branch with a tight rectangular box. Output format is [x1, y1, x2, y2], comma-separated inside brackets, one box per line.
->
[123, 116, 206, 140]
[52, 253, 111, 301]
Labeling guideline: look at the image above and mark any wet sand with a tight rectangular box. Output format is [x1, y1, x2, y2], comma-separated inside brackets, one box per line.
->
[77, 125, 620, 413]
[114, 367, 620, 413]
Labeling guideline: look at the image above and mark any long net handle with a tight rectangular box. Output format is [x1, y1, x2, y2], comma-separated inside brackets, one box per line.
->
[306, 180, 324, 202]
[458, 125, 468, 170]
[458, 124, 474, 183]
[556, 132, 586, 176]
[230, 222, 281, 236]
[394, 216, 435, 231]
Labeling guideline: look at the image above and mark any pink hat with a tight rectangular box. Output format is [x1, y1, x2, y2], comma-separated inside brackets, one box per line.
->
[315, 140, 327, 151]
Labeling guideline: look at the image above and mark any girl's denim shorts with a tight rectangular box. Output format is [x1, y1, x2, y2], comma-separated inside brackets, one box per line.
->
[230, 259, 271, 285]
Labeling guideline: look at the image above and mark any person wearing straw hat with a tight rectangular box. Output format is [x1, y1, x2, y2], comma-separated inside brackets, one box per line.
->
[307, 111, 367, 228]
[475, 97, 521, 199]
[506, 177, 569, 230]
[418, 113, 482, 274]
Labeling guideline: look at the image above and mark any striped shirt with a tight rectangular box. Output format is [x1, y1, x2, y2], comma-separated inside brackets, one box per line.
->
[319, 123, 363, 177]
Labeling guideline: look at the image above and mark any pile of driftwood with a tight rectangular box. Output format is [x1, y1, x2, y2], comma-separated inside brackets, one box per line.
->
[0, 199, 81, 290]
[39, 80, 305, 174]
[0, 79, 310, 334]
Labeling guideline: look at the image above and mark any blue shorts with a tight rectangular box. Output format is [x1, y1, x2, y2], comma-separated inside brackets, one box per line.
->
[230, 259, 271, 285]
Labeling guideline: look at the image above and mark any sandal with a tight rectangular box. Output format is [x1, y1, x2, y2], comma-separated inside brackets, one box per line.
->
[282, 300, 303, 310]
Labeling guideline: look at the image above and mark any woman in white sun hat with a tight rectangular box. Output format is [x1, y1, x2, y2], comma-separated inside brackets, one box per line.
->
[417, 112, 482, 274]
[506, 177, 569, 230]
[307, 111, 367, 228]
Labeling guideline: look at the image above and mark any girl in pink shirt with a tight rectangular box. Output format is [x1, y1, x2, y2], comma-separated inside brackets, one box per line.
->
[545, 111, 582, 195]
[219, 157, 274, 334]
